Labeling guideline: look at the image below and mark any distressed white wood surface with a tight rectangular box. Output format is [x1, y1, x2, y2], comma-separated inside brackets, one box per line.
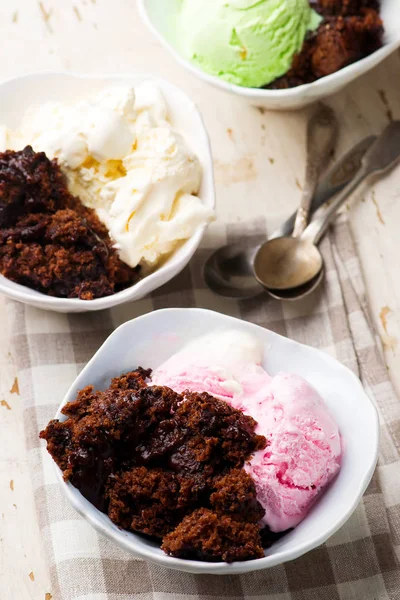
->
[0, 2, 400, 598]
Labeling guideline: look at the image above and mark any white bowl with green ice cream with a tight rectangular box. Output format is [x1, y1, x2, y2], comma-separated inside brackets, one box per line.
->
[138, 0, 400, 110]
[174, 0, 322, 89]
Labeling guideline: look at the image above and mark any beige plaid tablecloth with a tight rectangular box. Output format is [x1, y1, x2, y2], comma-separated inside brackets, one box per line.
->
[8, 215, 400, 600]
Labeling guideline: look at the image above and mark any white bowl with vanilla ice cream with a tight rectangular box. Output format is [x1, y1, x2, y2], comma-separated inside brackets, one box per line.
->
[0, 72, 215, 312]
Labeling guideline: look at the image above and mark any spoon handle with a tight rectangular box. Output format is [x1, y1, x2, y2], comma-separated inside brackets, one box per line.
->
[292, 104, 338, 238]
[302, 121, 400, 246]
[303, 168, 367, 245]
[270, 135, 376, 240]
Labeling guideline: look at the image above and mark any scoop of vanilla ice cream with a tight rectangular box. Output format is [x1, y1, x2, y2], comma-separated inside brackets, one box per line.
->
[5, 83, 212, 268]
[20, 99, 135, 168]
[153, 330, 266, 399]
[102, 115, 204, 266]
[94, 85, 137, 121]
[134, 81, 168, 122]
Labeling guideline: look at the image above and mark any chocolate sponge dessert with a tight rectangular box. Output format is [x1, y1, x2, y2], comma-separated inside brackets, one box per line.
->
[0, 146, 139, 299]
[40, 368, 279, 563]
[269, 3, 383, 88]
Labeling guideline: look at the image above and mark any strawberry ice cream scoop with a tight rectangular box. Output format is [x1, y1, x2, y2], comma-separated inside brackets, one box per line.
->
[244, 372, 341, 532]
[152, 330, 341, 533]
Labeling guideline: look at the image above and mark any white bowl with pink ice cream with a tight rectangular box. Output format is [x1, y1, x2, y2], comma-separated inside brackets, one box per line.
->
[53, 308, 379, 574]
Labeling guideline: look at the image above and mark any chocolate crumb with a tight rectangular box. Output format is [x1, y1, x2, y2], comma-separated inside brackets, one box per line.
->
[268, 7, 383, 88]
[0, 147, 140, 299]
[40, 369, 278, 562]
[10, 378, 19, 395]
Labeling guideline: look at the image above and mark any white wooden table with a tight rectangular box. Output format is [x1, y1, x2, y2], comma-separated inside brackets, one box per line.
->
[1, 2, 400, 598]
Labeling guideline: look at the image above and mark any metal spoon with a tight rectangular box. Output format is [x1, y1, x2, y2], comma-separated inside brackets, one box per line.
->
[254, 121, 400, 300]
[252, 104, 337, 292]
[204, 135, 376, 299]
[293, 105, 338, 237]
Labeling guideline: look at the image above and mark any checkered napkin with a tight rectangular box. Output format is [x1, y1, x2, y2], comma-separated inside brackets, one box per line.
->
[8, 215, 400, 600]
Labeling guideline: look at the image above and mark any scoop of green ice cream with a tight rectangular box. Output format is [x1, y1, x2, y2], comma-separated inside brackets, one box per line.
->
[178, 0, 321, 88]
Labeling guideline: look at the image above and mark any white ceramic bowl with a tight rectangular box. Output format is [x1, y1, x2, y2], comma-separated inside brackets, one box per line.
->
[53, 308, 379, 574]
[138, 0, 400, 110]
[0, 72, 215, 312]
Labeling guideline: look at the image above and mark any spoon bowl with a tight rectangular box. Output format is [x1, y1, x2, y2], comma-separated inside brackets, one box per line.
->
[254, 238, 323, 291]
[203, 245, 263, 299]
[266, 267, 325, 302]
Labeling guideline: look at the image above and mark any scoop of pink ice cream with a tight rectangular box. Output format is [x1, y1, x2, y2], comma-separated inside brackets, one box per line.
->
[152, 330, 341, 533]
[243, 372, 341, 532]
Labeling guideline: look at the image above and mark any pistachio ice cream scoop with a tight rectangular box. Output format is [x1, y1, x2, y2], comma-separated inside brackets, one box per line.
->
[177, 0, 321, 88]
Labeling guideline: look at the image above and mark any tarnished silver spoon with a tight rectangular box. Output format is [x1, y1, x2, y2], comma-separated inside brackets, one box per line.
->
[204, 132, 376, 299]
[252, 104, 337, 291]
[254, 121, 400, 300]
